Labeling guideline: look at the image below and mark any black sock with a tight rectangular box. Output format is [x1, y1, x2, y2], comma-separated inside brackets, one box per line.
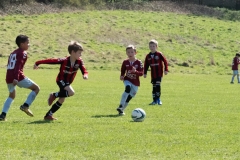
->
[54, 91, 68, 98]
[23, 103, 29, 107]
[1, 112, 6, 116]
[152, 84, 156, 101]
[155, 84, 161, 100]
[45, 101, 62, 116]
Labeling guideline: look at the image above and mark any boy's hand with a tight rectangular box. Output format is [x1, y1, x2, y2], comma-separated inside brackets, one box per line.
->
[164, 71, 168, 75]
[13, 79, 18, 86]
[131, 67, 136, 73]
[120, 76, 124, 80]
[33, 64, 38, 69]
[144, 74, 147, 78]
[83, 75, 88, 80]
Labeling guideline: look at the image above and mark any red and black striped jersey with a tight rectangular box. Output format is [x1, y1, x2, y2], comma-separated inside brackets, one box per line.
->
[144, 51, 168, 79]
[35, 56, 88, 84]
[121, 59, 143, 86]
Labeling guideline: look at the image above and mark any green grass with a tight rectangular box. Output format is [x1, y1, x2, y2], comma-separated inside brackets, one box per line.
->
[0, 10, 239, 74]
[0, 68, 239, 159]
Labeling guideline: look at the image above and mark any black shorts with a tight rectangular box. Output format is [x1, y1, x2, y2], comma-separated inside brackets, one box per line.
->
[57, 80, 70, 91]
[151, 77, 162, 84]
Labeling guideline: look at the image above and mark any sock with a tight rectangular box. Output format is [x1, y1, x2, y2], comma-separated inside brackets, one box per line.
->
[120, 92, 129, 106]
[155, 84, 161, 101]
[45, 101, 62, 116]
[2, 97, 13, 114]
[238, 76, 240, 83]
[54, 91, 68, 98]
[122, 95, 132, 110]
[152, 84, 156, 101]
[231, 75, 235, 82]
[24, 91, 37, 107]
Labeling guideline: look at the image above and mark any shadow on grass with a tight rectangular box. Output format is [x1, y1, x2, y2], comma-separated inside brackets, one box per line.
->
[92, 114, 120, 118]
[27, 120, 60, 124]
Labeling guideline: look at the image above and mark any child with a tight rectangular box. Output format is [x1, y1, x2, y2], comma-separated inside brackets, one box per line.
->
[116, 45, 143, 115]
[230, 53, 240, 84]
[34, 41, 88, 120]
[0, 35, 40, 121]
[144, 39, 168, 105]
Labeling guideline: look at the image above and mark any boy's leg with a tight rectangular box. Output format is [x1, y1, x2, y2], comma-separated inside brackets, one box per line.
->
[0, 84, 16, 121]
[48, 82, 74, 106]
[44, 98, 64, 120]
[122, 85, 137, 110]
[18, 78, 40, 117]
[149, 79, 157, 105]
[117, 81, 131, 115]
[155, 77, 162, 105]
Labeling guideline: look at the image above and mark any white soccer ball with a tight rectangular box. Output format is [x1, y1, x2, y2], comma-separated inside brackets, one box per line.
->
[131, 108, 146, 122]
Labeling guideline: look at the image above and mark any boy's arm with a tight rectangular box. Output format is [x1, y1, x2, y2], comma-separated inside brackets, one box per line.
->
[134, 60, 143, 76]
[79, 60, 88, 79]
[35, 58, 63, 66]
[120, 61, 126, 80]
[160, 54, 169, 72]
[143, 55, 149, 77]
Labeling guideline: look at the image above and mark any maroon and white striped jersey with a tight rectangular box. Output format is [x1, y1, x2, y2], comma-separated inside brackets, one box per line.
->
[35, 56, 88, 84]
[121, 59, 143, 86]
[144, 51, 168, 79]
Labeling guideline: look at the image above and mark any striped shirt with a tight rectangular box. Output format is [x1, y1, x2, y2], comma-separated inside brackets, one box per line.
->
[35, 56, 88, 84]
[144, 51, 168, 79]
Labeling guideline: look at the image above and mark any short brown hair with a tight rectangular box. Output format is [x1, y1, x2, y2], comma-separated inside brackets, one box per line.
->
[149, 39, 158, 46]
[68, 41, 83, 54]
[126, 44, 136, 52]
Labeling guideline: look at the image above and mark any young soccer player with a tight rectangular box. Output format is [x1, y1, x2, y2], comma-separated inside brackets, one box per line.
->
[0, 35, 40, 121]
[116, 45, 143, 115]
[34, 41, 88, 120]
[230, 53, 240, 84]
[144, 39, 168, 105]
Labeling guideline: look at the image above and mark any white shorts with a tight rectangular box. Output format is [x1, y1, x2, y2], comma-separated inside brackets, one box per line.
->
[233, 70, 239, 75]
[124, 80, 138, 97]
[7, 77, 35, 93]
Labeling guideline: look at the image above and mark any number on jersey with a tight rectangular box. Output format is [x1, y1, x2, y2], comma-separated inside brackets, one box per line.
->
[7, 54, 17, 69]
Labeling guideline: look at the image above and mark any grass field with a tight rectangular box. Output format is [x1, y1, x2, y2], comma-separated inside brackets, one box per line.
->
[0, 68, 239, 159]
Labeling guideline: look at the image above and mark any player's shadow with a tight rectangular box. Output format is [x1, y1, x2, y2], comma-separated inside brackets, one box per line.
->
[27, 120, 60, 124]
[92, 114, 120, 118]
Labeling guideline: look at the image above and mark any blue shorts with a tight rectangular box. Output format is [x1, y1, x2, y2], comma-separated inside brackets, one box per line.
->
[7, 77, 34, 93]
[124, 80, 138, 97]
[233, 70, 239, 75]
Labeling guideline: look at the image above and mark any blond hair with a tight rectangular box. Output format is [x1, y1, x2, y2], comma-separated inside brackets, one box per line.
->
[149, 39, 158, 46]
[126, 44, 136, 52]
[68, 41, 83, 54]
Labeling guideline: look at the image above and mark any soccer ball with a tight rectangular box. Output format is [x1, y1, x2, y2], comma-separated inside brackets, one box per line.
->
[131, 108, 146, 122]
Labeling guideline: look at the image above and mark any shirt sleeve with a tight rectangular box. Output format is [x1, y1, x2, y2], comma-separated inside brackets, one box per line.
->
[160, 53, 169, 72]
[35, 58, 64, 66]
[79, 59, 88, 76]
[120, 61, 126, 76]
[143, 55, 149, 75]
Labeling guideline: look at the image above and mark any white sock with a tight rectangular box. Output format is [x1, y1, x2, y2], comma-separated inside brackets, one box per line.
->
[25, 91, 37, 107]
[2, 97, 13, 113]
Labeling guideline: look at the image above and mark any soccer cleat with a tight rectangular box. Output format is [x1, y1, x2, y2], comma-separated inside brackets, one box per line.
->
[116, 106, 125, 116]
[44, 115, 57, 121]
[230, 82, 234, 84]
[48, 93, 56, 106]
[20, 105, 34, 117]
[157, 99, 162, 105]
[149, 101, 157, 105]
[0, 114, 6, 121]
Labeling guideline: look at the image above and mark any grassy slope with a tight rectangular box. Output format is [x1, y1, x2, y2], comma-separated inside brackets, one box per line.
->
[0, 10, 239, 74]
